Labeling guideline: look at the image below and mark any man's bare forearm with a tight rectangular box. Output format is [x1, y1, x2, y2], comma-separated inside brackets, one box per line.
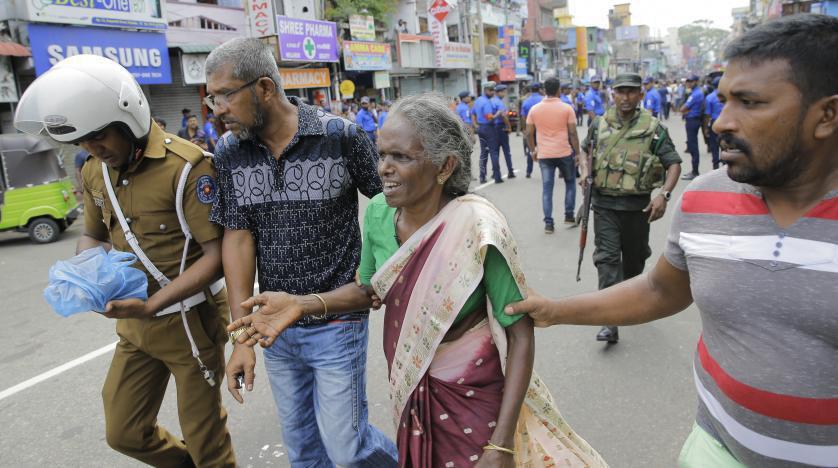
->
[146, 239, 223, 314]
[662, 164, 681, 193]
[296, 283, 374, 317]
[76, 233, 110, 254]
[526, 127, 536, 153]
[223, 230, 257, 320]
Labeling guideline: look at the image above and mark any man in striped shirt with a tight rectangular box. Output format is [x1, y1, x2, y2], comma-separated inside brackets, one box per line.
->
[506, 14, 838, 467]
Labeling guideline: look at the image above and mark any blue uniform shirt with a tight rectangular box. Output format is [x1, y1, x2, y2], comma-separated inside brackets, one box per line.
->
[378, 110, 388, 130]
[491, 96, 507, 126]
[521, 94, 543, 118]
[472, 95, 495, 125]
[684, 87, 705, 119]
[560, 94, 573, 106]
[456, 102, 471, 124]
[355, 108, 377, 132]
[585, 88, 604, 115]
[643, 88, 662, 115]
[704, 91, 723, 120]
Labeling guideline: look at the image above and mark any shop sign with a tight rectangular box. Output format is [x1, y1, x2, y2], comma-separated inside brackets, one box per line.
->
[498, 25, 517, 82]
[342, 41, 391, 71]
[16, 0, 166, 31]
[427, 0, 450, 67]
[28, 23, 171, 85]
[349, 15, 375, 42]
[246, 0, 276, 37]
[279, 68, 331, 90]
[373, 71, 390, 89]
[339, 79, 355, 96]
[439, 42, 473, 69]
[276, 16, 338, 63]
[181, 53, 208, 85]
[0, 57, 18, 103]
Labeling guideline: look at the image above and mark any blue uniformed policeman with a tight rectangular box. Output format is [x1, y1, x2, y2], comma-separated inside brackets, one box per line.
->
[703, 77, 724, 169]
[492, 84, 514, 179]
[520, 82, 544, 178]
[472, 81, 502, 183]
[456, 91, 472, 125]
[560, 83, 574, 106]
[585, 77, 605, 125]
[355, 96, 378, 143]
[642, 77, 662, 118]
[679, 74, 705, 180]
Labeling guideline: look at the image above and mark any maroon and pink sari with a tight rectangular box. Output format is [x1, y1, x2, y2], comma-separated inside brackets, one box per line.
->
[371, 195, 608, 467]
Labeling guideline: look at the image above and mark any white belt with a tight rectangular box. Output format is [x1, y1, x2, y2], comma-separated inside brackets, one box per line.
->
[156, 278, 226, 317]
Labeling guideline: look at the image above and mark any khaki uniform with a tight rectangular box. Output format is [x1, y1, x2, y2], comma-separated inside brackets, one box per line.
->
[81, 122, 235, 467]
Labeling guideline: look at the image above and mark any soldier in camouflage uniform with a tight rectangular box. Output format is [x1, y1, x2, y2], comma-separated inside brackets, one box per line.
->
[581, 73, 682, 343]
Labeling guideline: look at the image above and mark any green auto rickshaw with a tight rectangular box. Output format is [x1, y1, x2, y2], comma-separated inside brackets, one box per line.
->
[0, 133, 80, 243]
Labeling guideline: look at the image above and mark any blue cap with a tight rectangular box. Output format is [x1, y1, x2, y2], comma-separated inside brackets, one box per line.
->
[590, 76, 602, 83]
[642, 77, 655, 84]
[495, 84, 507, 91]
[458, 91, 469, 99]
[688, 74, 700, 81]
[530, 82, 541, 90]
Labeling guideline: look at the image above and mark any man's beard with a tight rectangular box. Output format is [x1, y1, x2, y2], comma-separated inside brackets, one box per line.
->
[722, 123, 807, 188]
[226, 90, 265, 141]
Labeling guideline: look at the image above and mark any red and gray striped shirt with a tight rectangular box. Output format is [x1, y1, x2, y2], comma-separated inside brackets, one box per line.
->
[664, 169, 838, 467]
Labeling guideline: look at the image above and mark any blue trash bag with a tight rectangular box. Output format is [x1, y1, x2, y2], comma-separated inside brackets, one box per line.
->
[44, 247, 148, 317]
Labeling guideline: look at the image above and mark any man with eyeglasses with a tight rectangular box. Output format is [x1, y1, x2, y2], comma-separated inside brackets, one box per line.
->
[14, 54, 235, 466]
[205, 38, 397, 466]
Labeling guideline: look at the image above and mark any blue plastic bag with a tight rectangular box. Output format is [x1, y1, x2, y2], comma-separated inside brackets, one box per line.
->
[44, 247, 148, 317]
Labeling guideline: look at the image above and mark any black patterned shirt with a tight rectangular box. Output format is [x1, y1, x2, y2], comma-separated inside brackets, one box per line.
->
[211, 97, 382, 326]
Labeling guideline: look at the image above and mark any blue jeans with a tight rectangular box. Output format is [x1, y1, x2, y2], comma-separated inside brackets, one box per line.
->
[477, 124, 501, 182]
[685, 117, 702, 174]
[263, 319, 398, 467]
[708, 121, 720, 169]
[539, 156, 576, 225]
[496, 126, 513, 175]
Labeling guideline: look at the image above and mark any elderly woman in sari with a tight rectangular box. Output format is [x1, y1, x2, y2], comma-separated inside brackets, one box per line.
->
[228, 93, 606, 468]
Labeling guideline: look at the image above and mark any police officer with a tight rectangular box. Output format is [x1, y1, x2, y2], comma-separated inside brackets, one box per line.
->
[642, 77, 662, 118]
[472, 81, 503, 183]
[521, 82, 545, 178]
[14, 55, 235, 467]
[492, 84, 515, 179]
[580, 73, 682, 343]
[703, 76, 724, 169]
[456, 90, 472, 126]
[585, 77, 605, 125]
[680, 74, 705, 180]
[560, 83, 574, 106]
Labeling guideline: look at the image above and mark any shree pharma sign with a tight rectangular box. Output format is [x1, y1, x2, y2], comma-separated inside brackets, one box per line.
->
[276, 15, 339, 63]
[16, 0, 167, 31]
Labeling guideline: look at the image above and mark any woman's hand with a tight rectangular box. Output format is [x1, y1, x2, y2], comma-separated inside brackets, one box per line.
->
[474, 449, 515, 468]
[227, 292, 305, 347]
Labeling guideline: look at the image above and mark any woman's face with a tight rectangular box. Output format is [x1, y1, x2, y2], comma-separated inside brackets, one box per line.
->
[377, 115, 442, 208]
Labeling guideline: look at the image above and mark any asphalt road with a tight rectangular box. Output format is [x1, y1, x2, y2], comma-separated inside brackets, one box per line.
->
[0, 114, 715, 467]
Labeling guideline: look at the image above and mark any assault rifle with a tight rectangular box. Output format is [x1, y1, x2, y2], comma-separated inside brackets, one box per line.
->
[575, 125, 597, 282]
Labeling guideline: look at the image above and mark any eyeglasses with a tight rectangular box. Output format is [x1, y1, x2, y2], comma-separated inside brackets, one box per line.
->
[204, 77, 264, 111]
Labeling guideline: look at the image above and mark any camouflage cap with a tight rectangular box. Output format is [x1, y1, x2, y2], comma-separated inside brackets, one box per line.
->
[613, 73, 642, 89]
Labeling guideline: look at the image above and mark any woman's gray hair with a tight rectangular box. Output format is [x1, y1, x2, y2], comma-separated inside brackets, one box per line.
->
[205, 38, 283, 95]
[388, 92, 473, 196]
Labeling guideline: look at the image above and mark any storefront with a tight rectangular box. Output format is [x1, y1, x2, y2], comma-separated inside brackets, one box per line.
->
[0, 42, 30, 134]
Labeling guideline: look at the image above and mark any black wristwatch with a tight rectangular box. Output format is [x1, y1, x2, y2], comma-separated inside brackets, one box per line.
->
[660, 190, 672, 201]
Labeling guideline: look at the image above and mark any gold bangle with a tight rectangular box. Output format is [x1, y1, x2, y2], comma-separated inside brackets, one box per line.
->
[309, 293, 328, 315]
[229, 326, 247, 344]
[482, 442, 516, 455]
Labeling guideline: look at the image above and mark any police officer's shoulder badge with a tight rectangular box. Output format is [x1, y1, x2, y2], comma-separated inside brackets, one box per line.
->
[196, 175, 217, 204]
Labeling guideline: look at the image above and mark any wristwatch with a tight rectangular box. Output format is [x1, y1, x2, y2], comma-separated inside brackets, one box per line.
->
[660, 190, 672, 201]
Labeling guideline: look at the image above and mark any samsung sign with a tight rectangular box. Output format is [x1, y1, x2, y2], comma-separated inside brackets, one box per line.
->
[28, 24, 171, 85]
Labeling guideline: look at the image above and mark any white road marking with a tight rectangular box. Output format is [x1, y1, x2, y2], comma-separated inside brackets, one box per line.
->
[6, 168, 512, 400]
[0, 340, 117, 402]
[473, 169, 518, 191]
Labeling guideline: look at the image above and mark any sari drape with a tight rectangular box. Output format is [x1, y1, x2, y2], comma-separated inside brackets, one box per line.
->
[371, 195, 608, 467]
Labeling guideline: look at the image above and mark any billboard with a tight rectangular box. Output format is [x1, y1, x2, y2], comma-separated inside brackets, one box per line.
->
[276, 16, 339, 62]
[245, 0, 276, 37]
[349, 15, 375, 42]
[342, 41, 392, 71]
[16, 0, 166, 31]
[28, 24, 171, 85]
[279, 68, 330, 89]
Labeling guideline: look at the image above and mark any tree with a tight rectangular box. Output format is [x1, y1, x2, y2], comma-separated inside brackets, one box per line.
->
[325, 0, 400, 23]
[678, 20, 730, 70]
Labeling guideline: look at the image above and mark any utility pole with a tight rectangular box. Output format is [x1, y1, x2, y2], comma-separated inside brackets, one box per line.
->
[461, 0, 475, 94]
[476, 0, 486, 84]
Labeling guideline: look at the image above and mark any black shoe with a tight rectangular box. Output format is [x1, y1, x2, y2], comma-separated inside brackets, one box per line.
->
[681, 172, 698, 181]
[544, 223, 555, 234]
[495, 178, 504, 184]
[479, 178, 487, 184]
[508, 173, 516, 179]
[596, 326, 619, 343]
[525, 174, 531, 178]
[564, 215, 575, 225]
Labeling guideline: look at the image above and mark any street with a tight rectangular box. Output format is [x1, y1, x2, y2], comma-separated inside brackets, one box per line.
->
[0, 117, 711, 467]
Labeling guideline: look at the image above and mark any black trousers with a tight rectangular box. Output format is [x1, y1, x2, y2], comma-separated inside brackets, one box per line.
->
[592, 207, 652, 290]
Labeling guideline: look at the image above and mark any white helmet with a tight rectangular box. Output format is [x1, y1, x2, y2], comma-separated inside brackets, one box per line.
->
[15, 54, 151, 143]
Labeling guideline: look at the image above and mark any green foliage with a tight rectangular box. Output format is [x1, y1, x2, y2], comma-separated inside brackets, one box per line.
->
[325, 0, 400, 22]
[678, 20, 730, 67]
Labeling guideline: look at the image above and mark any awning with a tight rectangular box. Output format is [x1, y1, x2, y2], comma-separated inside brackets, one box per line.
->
[0, 42, 31, 57]
[175, 44, 217, 54]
